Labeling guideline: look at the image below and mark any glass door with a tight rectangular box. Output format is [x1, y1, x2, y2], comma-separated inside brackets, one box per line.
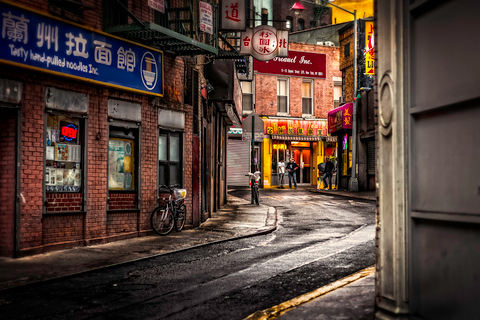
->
[291, 148, 311, 184]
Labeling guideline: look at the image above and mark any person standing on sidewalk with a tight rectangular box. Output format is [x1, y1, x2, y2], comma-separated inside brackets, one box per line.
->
[286, 158, 298, 189]
[278, 159, 285, 188]
[322, 157, 335, 189]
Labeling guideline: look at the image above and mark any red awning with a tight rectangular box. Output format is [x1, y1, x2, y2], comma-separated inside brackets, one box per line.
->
[328, 103, 353, 134]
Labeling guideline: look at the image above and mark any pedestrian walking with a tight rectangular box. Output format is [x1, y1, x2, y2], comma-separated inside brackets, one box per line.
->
[286, 157, 298, 189]
[278, 159, 285, 188]
[322, 157, 335, 189]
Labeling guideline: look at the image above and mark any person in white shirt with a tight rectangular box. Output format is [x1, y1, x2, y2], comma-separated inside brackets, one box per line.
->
[278, 160, 285, 188]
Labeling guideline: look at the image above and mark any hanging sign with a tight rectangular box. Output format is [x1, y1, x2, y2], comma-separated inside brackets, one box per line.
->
[364, 21, 374, 75]
[0, 2, 163, 96]
[328, 103, 353, 133]
[240, 26, 289, 61]
[199, 1, 213, 35]
[254, 50, 326, 79]
[220, 0, 246, 31]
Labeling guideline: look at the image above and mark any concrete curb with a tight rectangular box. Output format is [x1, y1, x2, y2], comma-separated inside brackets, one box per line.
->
[0, 207, 278, 294]
[243, 266, 376, 320]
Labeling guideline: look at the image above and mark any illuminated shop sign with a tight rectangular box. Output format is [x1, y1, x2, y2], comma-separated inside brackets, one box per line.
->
[0, 2, 163, 96]
[265, 119, 327, 136]
[60, 121, 78, 143]
[273, 143, 287, 150]
[328, 103, 353, 134]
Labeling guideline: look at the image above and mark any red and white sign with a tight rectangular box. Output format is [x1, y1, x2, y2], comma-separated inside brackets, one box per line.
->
[254, 50, 326, 79]
[328, 103, 353, 133]
[199, 1, 213, 35]
[240, 26, 289, 61]
[148, 0, 164, 13]
[220, 0, 246, 31]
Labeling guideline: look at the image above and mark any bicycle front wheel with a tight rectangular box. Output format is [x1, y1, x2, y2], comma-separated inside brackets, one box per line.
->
[150, 205, 174, 235]
[175, 204, 186, 232]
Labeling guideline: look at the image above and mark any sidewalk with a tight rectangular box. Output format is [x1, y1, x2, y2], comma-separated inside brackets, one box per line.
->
[245, 267, 376, 320]
[0, 194, 276, 292]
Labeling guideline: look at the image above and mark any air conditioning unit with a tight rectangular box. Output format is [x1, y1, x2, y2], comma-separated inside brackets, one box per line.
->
[338, 97, 345, 105]
[325, 41, 335, 46]
[316, 41, 324, 46]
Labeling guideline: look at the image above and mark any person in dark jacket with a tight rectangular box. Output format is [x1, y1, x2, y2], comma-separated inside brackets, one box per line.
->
[322, 157, 335, 189]
[286, 158, 298, 189]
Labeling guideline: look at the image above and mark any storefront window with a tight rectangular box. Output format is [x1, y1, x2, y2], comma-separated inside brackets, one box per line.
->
[108, 137, 135, 190]
[271, 141, 288, 174]
[45, 114, 83, 192]
[159, 130, 183, 187]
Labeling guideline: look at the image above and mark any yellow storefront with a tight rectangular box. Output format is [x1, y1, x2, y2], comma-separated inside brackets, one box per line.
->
[260, 118, 336, 189]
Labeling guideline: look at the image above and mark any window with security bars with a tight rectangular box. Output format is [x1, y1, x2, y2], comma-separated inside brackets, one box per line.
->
[277, 79, 288, 113]
[241, 81, 253, 112]
[302, 81, 313, 114]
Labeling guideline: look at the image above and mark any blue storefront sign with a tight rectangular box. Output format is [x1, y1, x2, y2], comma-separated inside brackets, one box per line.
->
[0, 1, 163, 96]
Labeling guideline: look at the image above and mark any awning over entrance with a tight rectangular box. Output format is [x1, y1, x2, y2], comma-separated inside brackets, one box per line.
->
[271, 134, 322, 141]
[328, 103, 353, 134]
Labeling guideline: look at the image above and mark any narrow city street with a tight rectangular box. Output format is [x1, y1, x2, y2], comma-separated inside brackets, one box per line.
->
[0, 189, 375, 320]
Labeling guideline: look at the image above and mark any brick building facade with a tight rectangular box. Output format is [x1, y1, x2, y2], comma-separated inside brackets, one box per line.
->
[0, 0, 235, 257]
[234, 42, 340, 189]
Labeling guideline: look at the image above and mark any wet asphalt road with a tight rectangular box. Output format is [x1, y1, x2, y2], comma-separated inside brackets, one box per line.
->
[0, 189, 375, 320]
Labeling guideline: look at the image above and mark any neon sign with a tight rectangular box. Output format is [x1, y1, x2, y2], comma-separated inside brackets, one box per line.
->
[343, 134, 348, 150]
[273, 144, 287, 150]
[60, 121, 78, 143]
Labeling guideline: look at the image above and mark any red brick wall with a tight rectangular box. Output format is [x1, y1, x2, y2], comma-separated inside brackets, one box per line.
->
[106, 212, 138, 236]
[46, 193, 83, 213]
[108, 193, 137, 210]
[1, 1, 196, 256]
[0, 109, 17, 257]
[42, 215, 83, 245]
[20, 81, 45, 251]
[254, 43, 341, 119]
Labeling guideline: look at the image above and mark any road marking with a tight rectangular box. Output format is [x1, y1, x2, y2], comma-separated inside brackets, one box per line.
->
[243, 265, 376, 320]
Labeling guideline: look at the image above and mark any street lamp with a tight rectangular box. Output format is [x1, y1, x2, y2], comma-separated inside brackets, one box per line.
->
[293, 0, 358, 191]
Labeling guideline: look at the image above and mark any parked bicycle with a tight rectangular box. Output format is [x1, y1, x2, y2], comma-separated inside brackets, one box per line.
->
[150, 184, 187, 235]
[246, 171, 261, 205]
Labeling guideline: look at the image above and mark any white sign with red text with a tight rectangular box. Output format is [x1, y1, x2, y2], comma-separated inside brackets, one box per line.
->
[240, 26, 289, 61]
[220, 0, 246, 31]
[199, 1, 213, 35]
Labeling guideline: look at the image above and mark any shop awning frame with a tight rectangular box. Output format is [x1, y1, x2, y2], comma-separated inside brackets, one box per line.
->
[271, 134, 323, 141]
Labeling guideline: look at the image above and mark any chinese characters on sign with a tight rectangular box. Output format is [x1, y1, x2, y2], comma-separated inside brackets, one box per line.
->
[328, 103, 353, 133]
[0, 2, 163, 96]
[254, 50, 326, 78]
[199, 1, 213, 35]
[220, 0, 246, 31]
[364, 21, 374, 75]
[240, 25, 289, 61]
[264, 119, 327, 136]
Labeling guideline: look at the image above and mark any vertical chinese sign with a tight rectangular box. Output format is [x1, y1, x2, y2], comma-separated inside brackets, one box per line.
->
[220, 0, 246, 31]
[364, 21, 374, 75]
[199, 1, 213, 35]
[0, 1, 163, 96]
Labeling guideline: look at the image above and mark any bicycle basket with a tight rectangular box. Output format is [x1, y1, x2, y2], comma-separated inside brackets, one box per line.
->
[174, 188, 186, 200]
